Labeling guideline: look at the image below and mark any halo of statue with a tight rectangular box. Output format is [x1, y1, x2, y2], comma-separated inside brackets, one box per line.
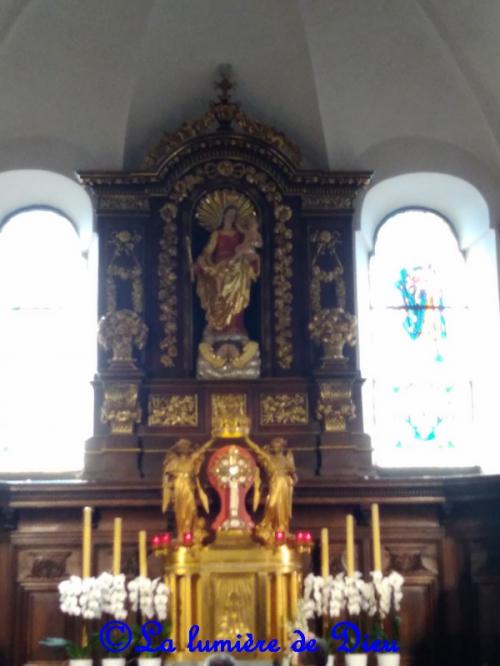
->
[195, 189, 257, 233]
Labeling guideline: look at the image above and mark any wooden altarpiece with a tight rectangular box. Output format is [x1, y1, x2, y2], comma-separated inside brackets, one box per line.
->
[78, 78, 373, 484]
[4, 79, 500, 666]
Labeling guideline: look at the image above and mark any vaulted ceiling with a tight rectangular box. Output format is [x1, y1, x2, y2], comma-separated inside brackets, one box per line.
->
[1, 0, 499, 221]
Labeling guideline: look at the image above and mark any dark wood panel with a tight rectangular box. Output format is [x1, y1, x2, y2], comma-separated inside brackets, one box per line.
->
[1, 476, 500, 666]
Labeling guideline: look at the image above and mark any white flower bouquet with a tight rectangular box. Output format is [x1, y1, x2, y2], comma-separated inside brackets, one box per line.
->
[39, 575, 103, 659]
[368, 570, 404, 651]
[127, 575, 171, 657]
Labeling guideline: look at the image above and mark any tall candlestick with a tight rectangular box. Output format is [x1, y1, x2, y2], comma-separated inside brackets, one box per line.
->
[371, 503, 382, 571]
[139, 530, 147, 577]
[112, 517, 122, 575]
[346, 514, 355, 576]
[321, 527, 330, 577]
[185, 575, 192, 643]
[276, 573, 284, 649]
[290, 571, 298, 621]
[170, 573, 177, 646]
[82, 506, 92, 578]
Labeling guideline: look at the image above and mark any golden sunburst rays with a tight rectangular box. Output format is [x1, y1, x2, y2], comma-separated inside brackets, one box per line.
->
[195, 189, 257, 232]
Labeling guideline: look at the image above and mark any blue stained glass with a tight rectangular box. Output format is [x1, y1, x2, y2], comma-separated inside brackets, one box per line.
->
[395, 265, 447, 361]
[368, 209, 473, 468]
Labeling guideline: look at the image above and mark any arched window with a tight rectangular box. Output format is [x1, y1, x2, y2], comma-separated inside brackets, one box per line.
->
[0, 209, 93, 473]
[368, 209, 474, 468]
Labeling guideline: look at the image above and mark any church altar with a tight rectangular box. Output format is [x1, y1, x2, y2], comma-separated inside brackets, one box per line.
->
[2, 73, 500, 666]
[152, 417, 311, 657]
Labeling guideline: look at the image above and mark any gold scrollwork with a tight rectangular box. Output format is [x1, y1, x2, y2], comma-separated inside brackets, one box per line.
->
[260, 393, 308, 426]
[148, 394, 198, 427]
[106, 230, 143, 314]
[310, 229, 346, 314]
[309, 228, 356, 365]
[273, 203, 293, 369]
[211, 393, 249, 437]
[98, 194, 150, 212]
[101, 383, 141, 435]
[301, 193, 357, 210]
[142, 71, 301, 169]
[143, 111, 216, 169]
[158, 204, 179, 367]
[158, 173, 205, 369]
[233, 108, 301, 166]
[316, 380, 356, 432]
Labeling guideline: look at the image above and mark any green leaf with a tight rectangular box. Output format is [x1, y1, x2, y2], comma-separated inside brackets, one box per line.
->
[39, 637, 72, 649]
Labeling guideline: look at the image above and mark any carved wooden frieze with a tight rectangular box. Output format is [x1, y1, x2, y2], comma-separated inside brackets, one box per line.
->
[18, 551, 71, 581]
[148, 394, 198, 427]
[259, 392, 308, 426]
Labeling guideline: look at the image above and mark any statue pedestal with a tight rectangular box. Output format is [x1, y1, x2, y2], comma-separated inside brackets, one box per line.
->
[161, 531, 310, 660]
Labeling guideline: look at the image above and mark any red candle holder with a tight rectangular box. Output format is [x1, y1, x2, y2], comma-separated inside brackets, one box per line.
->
[304, 531, 312, 543]
[275, 530, 286, 544]
[161, 532, 171, 546]
[296, 531, 305, 544]
[182, 531, 193, 546]
[151, 534, 161, 548]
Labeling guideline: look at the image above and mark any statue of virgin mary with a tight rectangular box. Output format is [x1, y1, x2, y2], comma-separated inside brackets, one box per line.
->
[193, 193, 262, 379]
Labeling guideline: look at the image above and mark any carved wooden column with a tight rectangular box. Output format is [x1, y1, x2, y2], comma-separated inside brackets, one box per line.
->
[304, 203, 372, 476]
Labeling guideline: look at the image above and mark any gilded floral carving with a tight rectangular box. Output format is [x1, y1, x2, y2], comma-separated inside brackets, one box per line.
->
[316, 380, 355, 432]
[97, 309, 148, 369]
[148, 394, 198, 427]
[211, 393, 249, 437]
[106, 230, 143, 314]
[260, 393, 308, 426]
[101, 383, 141, 435]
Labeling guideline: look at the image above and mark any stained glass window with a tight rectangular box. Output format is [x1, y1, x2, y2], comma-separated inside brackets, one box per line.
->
[368, 209, 474, 467]
[0, 209, 93, 473]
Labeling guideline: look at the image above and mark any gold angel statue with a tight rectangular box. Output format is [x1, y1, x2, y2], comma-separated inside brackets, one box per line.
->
[162, 438, 213, 539]
[245, 437, 297, 539]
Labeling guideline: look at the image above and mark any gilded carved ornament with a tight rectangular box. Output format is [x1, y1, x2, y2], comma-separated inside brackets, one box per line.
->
[97, 309, 148, 369]
[211, 393, 250, 438]
[308, 229, 356, 365]
[260, 393, 308, 426]
[316, 380, 356, 432]
[148, 394, 198, 427]
[310, 229, 346, 312]
[309, 307, 357, 364]
[143, 71, 301, 169]
[101, 383, 141, 435]
[213, 575, 253, 639]
[301, 192, 357, 210]
[98, 194, 150, 213]
[106, 230, 143, 314]
[158, 202, 181, 368]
